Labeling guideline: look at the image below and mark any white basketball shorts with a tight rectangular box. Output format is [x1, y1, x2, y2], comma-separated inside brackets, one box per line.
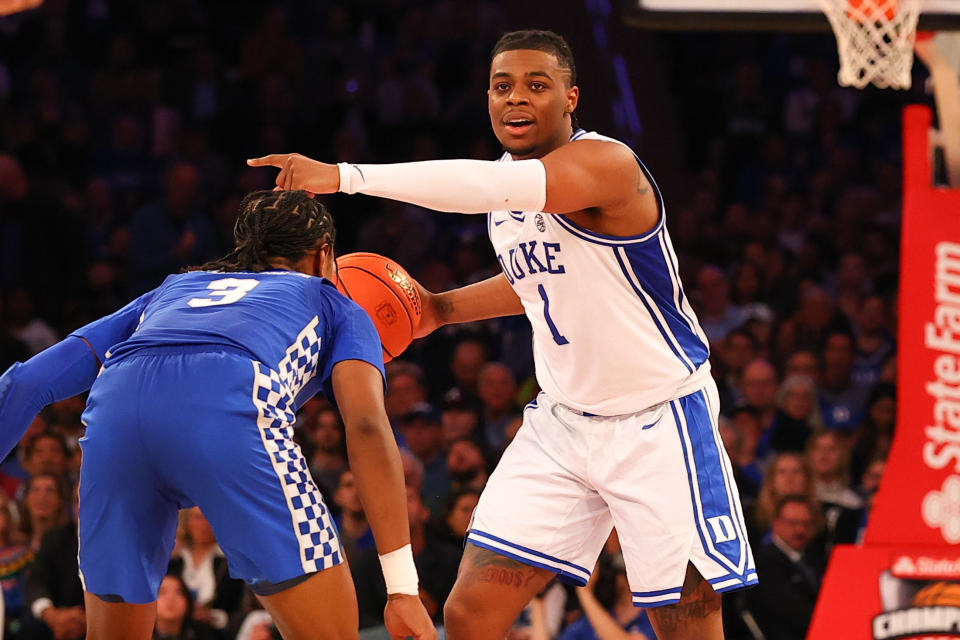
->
[466, 379, 757, 607]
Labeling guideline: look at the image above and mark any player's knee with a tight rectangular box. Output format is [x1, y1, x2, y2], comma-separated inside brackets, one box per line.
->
[443, 592, 469, 631]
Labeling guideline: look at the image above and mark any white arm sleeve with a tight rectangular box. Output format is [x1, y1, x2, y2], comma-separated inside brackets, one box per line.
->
[337, 159, 547, 214]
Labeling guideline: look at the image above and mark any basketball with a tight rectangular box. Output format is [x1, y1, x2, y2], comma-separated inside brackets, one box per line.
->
[334, 252, 422, 363]
[912, 581, 960, 608]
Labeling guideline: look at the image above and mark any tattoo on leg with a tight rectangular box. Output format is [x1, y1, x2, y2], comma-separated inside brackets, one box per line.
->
[460, 544, 544, 590]
[649, 565, 722, 634]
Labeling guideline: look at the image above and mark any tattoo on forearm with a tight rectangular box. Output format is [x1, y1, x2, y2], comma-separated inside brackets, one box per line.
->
[433, 295, 453, 324]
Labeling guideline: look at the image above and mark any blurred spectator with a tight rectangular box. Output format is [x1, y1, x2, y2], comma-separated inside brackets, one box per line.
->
[818, 330, 868, 432]
[354, 487, 460, 628]
[25, 483, 82, 640]
[440, 389, 481, 447]
[477, 362, 519, 453]
[762, 374, 821, 455]
[384, 361, 428, 423]
[695, 265, 744, 344]
[716, 328, 759, 410]
[128, 162, 215, 294]
[807, 431, 863, 551]
[784, 349, 819, 384]
[0, 494, 32, 637]
[719, 412, 761, 500]
[4, 288, 57, 356]
[399, 403, 450, 513]
[18, 474, 68, 553]
[850, 382, 896, 482]
[168, 508, 243, 633]
[400, 449, 425, 497]
[433, 487, 481, 547]
[333, 470, 373, 563]
[559, 552, 656, 640]
[20, 431, 69, 487]
[446, 439, 489, 494]
[447, 338, 489, 407]
[852, 295, 895, 389]
[153, 572, 220, 640]
[304, 407, 348, 499]
[743, 495, 823, 640]
[747, 452, 818, 542]
[737, 359, 778, 433]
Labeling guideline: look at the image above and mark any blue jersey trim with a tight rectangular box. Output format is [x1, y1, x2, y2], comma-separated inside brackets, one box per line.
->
[631, 586, 683, 597]
[554, 212, 664, 246]
[672, 398, 749, 576]
[699, 389, 751, 560]
[613, 250, 693, 373]
[621, 243, 709, 368]
[466, 531, 589, 587]
[467, 529, 590, 576]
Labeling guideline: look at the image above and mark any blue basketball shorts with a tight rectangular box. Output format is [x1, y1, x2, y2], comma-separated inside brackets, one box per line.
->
[77, 347, 342, 604]
[467, 379, 757, 607]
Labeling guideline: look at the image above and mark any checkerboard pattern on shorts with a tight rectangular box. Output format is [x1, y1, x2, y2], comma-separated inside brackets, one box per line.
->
[252, 317, 343, 573]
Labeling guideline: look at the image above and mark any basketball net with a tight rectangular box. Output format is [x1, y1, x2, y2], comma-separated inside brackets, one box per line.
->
[818, 0, 922, 89]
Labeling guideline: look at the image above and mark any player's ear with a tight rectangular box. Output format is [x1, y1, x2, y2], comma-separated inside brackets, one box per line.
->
[565, 85, 579, 116]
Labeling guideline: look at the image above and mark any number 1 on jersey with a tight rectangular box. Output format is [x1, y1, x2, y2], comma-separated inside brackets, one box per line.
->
[538, 284, 569, 346]
[188, 278, 260, 307]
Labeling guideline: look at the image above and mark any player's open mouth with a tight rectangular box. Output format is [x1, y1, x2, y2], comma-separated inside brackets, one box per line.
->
[504, 118, 534, 134]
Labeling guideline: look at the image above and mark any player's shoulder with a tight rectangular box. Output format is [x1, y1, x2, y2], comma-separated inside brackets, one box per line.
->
[568, 130, 637, 158]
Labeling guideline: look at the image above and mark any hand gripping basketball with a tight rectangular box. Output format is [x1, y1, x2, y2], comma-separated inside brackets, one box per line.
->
[334, 252, 422, 362]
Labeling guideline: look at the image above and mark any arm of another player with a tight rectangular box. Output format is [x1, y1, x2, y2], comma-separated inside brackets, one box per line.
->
[246, 140, 641, 216]
[0, 338, 100, 462]
[0, 286, 160, 462]
[330, 360, 437, 640]
[413, 273, 524, 340]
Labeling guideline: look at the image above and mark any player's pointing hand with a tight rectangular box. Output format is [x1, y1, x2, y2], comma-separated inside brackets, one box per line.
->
[247, 153, 340, 194]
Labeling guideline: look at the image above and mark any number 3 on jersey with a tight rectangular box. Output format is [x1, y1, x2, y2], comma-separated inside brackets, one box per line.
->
[188, 278, 260, 307]
[537, 284, 569, 346]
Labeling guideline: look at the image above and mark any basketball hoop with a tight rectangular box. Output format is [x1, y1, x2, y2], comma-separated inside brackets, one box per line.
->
[818, 0, 922, 89]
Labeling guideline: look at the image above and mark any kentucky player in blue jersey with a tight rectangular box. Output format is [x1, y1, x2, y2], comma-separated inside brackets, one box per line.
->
[0, 190, 435, 640]
[250, 30, 754, 640]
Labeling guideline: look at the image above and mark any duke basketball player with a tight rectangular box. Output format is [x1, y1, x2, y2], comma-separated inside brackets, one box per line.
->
[250, 29, 754, 640]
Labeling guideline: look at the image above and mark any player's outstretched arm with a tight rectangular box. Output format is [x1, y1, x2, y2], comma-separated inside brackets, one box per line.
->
[247, 139, 642, 216]
[331, 359, 437, 640]
[413, 273, 524, 340]
[0, 337, 100, 461]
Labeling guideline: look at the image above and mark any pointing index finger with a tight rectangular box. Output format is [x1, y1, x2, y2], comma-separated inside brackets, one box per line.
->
[246, 154, 289, 168]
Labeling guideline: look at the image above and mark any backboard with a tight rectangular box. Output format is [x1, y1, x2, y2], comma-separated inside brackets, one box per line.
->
[626, 0, 960, 31]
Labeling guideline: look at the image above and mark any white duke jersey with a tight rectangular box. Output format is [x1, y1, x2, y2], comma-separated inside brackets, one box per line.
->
[488, 130, 711, 416]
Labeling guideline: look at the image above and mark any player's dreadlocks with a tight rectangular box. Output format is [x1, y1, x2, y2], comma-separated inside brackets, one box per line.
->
[192, 190, 336, 273]
[491, 30, 579, 128]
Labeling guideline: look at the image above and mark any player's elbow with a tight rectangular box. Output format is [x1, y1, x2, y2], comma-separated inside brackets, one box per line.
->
[343, 414, 390, 440]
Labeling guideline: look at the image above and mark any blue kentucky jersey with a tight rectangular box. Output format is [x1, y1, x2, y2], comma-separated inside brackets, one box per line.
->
[71, 270, 384, 409]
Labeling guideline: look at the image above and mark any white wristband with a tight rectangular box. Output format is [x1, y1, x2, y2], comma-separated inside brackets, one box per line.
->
[378, 544, 419, 596]
[337, 159, 547, 214]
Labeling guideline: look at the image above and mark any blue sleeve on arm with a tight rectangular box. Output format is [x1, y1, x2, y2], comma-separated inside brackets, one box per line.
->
[0, 337, 100, 461]
[69, 284, 163, 361]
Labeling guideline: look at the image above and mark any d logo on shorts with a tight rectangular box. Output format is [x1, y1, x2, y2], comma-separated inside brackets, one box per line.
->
[706, 515, 738, 544]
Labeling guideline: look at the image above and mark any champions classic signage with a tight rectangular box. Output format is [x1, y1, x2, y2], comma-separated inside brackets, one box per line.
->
[808, 106, 960, 639]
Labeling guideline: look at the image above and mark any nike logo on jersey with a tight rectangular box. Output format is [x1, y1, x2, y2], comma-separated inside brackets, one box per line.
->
[497, 240, 565, 284]
[493, 219, 506, 226]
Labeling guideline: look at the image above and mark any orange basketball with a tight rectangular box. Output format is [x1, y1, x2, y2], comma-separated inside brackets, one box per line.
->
[334, 252, 422, 363]
[912, 581, 960, 608]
